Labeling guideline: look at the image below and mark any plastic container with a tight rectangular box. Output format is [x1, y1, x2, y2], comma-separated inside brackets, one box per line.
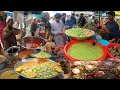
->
[92, 34, 102, 40]
[97, 39, 110, 46]
[107, 43, 120, 58]
[63, 40, 107, 61]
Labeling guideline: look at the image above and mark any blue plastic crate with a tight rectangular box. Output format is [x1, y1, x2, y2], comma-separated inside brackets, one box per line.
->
[97, 39, 110, 46]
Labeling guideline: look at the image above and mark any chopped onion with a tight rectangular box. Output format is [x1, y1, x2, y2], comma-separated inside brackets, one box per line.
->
[85, 65, 93, 70]
[72, 68, 80, 74]
[73, 61, 81, 66]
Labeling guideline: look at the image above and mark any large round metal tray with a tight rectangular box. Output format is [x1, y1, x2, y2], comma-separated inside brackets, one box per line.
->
[65, 29, 95, 40]
[14, 58, 63, 79]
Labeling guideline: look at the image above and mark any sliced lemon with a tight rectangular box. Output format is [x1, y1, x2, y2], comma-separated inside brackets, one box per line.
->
[55, 62, 61, 66]
[54, 67, 62, 72]
[15, 66, 23, 72]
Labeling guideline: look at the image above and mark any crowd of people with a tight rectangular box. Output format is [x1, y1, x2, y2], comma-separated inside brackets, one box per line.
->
[0, 11, 120, 56]
[29, 12, 92, 55]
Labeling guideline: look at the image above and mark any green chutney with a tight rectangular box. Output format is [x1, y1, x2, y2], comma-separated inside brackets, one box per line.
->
[67, 42, 104, 61]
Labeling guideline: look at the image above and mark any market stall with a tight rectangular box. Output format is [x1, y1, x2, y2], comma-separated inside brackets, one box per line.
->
[0, 12, 120, 79]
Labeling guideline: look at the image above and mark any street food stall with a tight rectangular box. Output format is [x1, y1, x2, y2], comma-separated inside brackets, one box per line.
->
[0, 11, 120, 79]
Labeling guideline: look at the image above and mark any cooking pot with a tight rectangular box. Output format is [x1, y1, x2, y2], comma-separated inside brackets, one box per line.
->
[20, 36, 46, 50]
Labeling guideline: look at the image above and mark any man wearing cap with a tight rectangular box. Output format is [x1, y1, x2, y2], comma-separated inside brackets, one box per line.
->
[51, 13, 66, 53]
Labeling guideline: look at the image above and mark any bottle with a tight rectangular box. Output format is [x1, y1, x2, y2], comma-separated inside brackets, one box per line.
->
[96, 34, 102, 40]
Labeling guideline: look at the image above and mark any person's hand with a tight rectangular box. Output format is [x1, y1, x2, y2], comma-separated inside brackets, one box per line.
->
[109, 38, 115, 43]
[53, 45, 60, 54]
[102, 25, 107, 31]
[45, 39, 51, 42]
[44, 39, 48, 42]
[13, 30, 20, 35]
[100, 29, 106, 34]
[66, 26, 70, 29]
[101, 25, 110, 34]
[58, 31, 64, 35]
[40, 30, 45, 34]
[93, 26, 97, 31]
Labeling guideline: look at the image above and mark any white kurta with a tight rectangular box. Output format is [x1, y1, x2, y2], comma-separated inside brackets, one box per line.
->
[51, 20, 65, 35]
[51, 20, 66, 54]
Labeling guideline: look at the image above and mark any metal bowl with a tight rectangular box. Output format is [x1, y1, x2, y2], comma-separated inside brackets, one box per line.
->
[20, 36, 46, 50]
[31, 51, 53, 59]
[65, 30, 95, 40]
[5, 46, 20, 57]
[14, 58, 63, 79]
[0, 68, 19, 79]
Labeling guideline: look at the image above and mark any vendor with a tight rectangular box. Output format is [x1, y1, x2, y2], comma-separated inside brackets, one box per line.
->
[109, 30, 120, 43]
[3, 18, 19, 50]
[30, 19, 38, 36]
[51, 13, 66, 46]
[78, 13, 86, 28]
[99, 11, 119, 41]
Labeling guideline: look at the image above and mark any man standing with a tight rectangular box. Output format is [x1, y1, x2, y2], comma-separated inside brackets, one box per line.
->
[61, 13, 66, 25]
[100, 11, 119, 41]
[3, 19, 19, 50]
[78, 13, 86, 28]
[30, 19, 37, 36]
[51, 13, 66, 48]
[109, 30, 120, 43]
[75, 14, 79, 25]
[70, 13, 76, 28]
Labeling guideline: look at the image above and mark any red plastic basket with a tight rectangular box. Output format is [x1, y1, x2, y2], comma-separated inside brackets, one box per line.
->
[107, 43, 120, 58]
[63, 40, 107, 61]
